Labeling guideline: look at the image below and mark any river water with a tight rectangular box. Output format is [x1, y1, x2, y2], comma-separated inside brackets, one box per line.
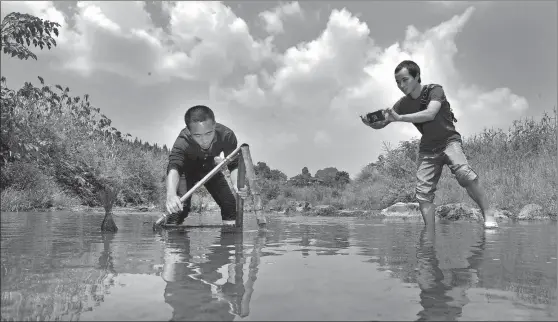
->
[1, 211, 556, 321]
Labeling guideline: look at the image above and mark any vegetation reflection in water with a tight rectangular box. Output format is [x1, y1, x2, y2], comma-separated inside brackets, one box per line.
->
[0, 212, 556, 321]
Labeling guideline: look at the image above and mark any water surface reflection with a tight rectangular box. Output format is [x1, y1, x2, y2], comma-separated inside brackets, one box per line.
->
[158, 226, 267, 320]
[0, 212, 556, 321]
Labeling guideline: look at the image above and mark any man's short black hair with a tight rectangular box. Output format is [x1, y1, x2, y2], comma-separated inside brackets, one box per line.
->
[395, 60, 421, 83]
[184, 105, 215, 128]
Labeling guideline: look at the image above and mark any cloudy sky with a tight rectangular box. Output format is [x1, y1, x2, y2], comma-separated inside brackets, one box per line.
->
[1, 1, 556, 178]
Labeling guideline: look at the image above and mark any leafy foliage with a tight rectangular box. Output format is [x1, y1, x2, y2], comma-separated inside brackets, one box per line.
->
[1, 12, 60, 60]
[0, 74, 168, 209]
[315, 167, 351, 187]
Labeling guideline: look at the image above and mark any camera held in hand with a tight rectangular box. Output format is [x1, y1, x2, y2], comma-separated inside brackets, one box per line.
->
[366, 110, 385, 123]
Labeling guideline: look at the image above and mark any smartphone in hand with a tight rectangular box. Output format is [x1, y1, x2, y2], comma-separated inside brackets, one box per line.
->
[366, 110, 385, 123]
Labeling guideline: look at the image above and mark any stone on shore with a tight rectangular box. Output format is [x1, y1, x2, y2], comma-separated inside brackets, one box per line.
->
[518, 203, 547, 220]
[435, 203, 482, 221]
[380, 202, 422, 218]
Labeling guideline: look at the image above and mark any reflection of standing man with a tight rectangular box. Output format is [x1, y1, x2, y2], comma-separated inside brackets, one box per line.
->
[414, 226, 486, 321]
[415, 227, 455, 321]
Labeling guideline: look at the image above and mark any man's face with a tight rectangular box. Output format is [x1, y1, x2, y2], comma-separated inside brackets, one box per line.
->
[395, 67, 420, 95]
[188, 119, 216, 150]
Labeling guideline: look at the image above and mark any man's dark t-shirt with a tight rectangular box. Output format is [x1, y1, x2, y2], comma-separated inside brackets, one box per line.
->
[167, 123, 239, 175]
[393, 84, 461, 152]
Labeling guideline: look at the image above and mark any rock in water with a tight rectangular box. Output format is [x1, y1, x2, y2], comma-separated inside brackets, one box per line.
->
[101, 213, 118, 232]
[99, 187, 118, 232]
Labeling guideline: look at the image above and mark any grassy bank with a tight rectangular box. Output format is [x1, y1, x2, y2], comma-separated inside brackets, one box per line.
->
[259, 108, 558, 216]
[0, 75, 169, 211]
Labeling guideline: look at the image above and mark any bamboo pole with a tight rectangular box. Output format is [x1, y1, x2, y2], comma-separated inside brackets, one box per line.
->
[239, 230, 267, 317]
[235, 152, 246, 228]
[554, 105, 557, 265]
[240, 145, 267, 227]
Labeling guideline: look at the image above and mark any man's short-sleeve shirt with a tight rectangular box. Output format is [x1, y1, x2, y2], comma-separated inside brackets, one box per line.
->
[167, 123, 239, 175]
[393, 84, 461, 151]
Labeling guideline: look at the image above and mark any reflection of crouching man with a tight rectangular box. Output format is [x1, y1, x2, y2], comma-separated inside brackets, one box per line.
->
[161, 228, 241, 321]
[360, 60, 497, 230]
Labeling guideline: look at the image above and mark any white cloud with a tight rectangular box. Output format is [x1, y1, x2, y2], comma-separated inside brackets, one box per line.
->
[87, 1, 149, 31]
[270, 8, 377, 110]
[259, 1, 303, 35]
[1, 1, 275, 85]
[166, 1, 275, 83]
[228, 74, 270, 108]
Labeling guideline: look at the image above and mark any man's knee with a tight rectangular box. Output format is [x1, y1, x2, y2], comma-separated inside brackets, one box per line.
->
[416, 182, 436, 204]
[416, 190, 435, 204]
[452, 164, 478, 187]
[206, 175, 237, 220]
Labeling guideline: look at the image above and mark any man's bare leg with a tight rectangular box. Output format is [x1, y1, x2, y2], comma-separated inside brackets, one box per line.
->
[419, 200, 436, 234]
[465, 179, 497, 227]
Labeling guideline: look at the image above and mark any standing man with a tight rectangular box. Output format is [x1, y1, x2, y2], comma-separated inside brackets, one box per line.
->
[165, 105, 246, 226]
[360, 60, 498, 230]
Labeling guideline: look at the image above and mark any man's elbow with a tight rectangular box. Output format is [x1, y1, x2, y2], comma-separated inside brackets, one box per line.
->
[166, 165, 181, 177]
[424, 109, 438, 122]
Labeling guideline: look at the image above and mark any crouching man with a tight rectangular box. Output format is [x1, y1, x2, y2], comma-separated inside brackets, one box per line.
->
[360, 60, 498, 230]
[165, 105, 247, 226]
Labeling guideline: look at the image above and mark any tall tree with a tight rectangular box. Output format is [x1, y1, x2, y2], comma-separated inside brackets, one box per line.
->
[1, 12, 60, 60]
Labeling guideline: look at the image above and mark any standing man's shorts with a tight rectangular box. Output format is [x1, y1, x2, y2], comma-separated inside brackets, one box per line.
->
[174, 170, 237, 223]
[415, 141, 478, 203]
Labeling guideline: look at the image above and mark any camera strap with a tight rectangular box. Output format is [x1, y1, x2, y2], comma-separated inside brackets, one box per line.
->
[419, 84, 457, 123]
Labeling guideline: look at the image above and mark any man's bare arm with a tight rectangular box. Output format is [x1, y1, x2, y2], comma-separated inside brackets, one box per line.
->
[397, 101, 441, 123]
[166, 169, 180, 197]
[165, 169, 183, 214]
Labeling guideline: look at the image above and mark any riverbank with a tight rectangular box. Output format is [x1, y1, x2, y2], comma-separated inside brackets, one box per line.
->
[15, 200, 555, 223]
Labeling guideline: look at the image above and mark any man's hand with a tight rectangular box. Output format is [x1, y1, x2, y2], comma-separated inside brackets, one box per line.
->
[236, 186, 249, 200]
[386, 108, 402, 122]
[166, 194, 183, 215]
[360, 112, 389, 130]
[360, 114, 373, 127]
[216, 156, 248, 199]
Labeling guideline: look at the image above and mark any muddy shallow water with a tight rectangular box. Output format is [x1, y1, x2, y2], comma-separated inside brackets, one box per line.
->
[1, 211, 556, 321]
